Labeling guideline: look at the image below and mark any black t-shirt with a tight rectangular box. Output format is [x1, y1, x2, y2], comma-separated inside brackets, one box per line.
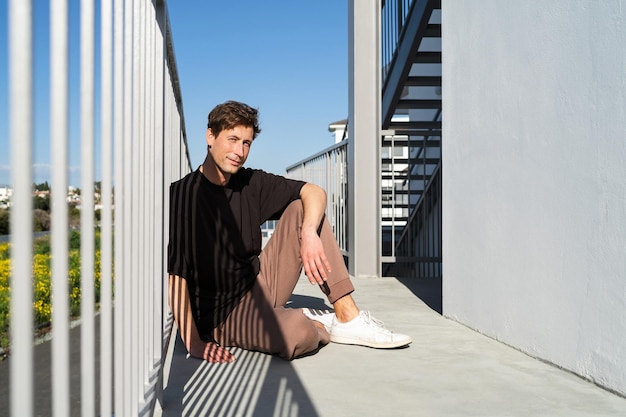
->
[167, 168, 305, 339]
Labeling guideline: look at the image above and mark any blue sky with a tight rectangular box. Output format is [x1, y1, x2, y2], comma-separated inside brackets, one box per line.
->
[0, 0, 348, 186]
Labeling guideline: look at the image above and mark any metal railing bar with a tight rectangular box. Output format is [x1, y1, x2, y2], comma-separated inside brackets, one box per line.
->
[49, 0, 71, 415]
[145, 0, 153, 393]
[122, 0, 134, 412]
[154, 33, 162, 375]
[150, 0, 159, 389]
[80, 0, 97, 415]
[152, 0, 159, 373]
[146, 0, 154, 398]
[9, 0, 34, 415]
[99, 0, 114, 415]
[154, 2, 165, 375]
[135, 0, 145, 403]
[145, 0, 152, 401]
[148, 0, 158, 380]
[113, 0, 125, 413]
[136, 0, 144, 406]
[130, 0, 141, 410]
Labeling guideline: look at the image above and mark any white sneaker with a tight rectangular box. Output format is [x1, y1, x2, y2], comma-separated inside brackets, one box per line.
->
[302, 308, 335, 332]
[330, 311, 412, 349]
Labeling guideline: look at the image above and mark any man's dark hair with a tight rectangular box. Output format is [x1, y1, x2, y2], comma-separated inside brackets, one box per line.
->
[207, 100, 261, 139]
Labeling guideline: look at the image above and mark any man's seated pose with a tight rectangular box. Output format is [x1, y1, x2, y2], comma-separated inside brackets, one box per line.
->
[168, 100, 411, 363]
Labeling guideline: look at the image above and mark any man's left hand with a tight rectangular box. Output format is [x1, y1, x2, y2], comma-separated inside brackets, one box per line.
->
[300, 229, 331, 286]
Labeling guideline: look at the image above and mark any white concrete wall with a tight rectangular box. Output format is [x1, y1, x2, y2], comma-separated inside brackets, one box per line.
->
[442, 1, 626, 396]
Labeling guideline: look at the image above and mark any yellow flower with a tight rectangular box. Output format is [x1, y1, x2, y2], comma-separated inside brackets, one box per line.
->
[31, 253, 52, 324]
[33, 299, 51, 322]
[0, 243, 9, 259]
[0, 258, 10, 284]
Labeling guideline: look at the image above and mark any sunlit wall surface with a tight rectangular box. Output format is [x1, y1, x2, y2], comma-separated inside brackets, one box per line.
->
[443, 0, 626, 397]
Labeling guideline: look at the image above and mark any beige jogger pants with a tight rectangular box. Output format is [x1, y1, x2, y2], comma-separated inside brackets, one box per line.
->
[213, 200, 354, 360]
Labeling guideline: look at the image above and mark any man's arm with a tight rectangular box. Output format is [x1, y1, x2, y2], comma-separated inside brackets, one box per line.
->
[168, 275, 235, 363]
[299, 183, 332, 286]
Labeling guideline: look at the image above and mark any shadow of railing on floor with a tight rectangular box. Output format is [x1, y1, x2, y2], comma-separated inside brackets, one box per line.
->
[160, 293, 335, 417]
[161, 333, 320, 417]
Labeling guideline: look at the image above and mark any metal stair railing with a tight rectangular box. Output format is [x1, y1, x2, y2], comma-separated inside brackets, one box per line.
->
[385, 161, 441, 278]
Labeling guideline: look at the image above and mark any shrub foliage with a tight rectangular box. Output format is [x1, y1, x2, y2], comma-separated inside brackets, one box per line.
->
[0, 231, 102, 353]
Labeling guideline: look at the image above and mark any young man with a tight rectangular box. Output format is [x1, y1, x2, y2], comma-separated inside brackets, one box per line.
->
[168, 100, 411, 363]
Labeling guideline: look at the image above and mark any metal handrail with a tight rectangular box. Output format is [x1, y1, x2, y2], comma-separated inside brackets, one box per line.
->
[285, 139, 349, 172]
[286, 140, 349, 256]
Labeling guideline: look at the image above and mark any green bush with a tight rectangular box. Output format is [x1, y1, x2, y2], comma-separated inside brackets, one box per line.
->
[0, 209, 9, 235]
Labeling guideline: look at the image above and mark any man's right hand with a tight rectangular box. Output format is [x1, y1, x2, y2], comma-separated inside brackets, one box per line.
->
[169, 274, 236, 364]
[189, 339, 236, 364]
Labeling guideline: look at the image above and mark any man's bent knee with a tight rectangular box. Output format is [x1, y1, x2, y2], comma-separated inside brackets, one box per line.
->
[276, 312, 327, 360]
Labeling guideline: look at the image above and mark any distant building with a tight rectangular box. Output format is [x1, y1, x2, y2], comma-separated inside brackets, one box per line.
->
[0, 187, 12, 209]
[0, 187, 12, 199]
[328, 119, 347, 144]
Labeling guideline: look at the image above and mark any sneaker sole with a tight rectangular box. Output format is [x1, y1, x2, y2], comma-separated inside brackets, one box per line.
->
[330, 334, 412, 349]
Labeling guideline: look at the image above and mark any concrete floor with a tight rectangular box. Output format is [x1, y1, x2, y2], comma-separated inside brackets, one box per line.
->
[156, 276, 626, 417]
[0, 318, 92, 417]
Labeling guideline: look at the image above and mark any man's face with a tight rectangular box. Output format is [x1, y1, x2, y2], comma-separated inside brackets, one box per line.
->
[206, 125, 254, 182]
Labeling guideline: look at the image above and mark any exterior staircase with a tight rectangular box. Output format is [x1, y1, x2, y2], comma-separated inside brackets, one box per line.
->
[381, 0, 443, 278]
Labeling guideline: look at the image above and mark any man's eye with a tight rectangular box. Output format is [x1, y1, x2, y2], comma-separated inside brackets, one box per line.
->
[243, 141, 251, 148]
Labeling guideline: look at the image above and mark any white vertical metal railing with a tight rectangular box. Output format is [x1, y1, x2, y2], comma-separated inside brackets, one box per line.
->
[80, 1, 97, 415]
[113, 0, 126, 412]
[7, 0, 192, 415]
[100, 0, 114, 415]
[50, 1, 71, 416]
[286, 140, 349, 256]
[8, 1, 34, 417]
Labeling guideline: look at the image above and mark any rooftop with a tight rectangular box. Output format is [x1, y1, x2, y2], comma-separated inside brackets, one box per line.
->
[156, 276, 626, 417]
[2, 274, 625, 416]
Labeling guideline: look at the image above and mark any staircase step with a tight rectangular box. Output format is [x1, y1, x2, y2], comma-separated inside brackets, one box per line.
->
[388, 120, 441, 129]
[384, 136, 442, 146]
[382, 157, 441, 165]
[396, 99, 442, 109]
[405, 76, 442, 86]
[424, 24, 441, 37]
[414, 51, 441, 63]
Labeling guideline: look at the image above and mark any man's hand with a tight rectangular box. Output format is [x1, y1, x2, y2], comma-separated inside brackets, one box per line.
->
[301, 227, 332, 286]
[298, 183, 331, 285]
[188, 338, 236, 364]
[169, 275, 236, 364]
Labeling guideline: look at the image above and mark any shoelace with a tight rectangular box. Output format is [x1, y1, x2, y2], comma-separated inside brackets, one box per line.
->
[362, 311, 392, 334]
